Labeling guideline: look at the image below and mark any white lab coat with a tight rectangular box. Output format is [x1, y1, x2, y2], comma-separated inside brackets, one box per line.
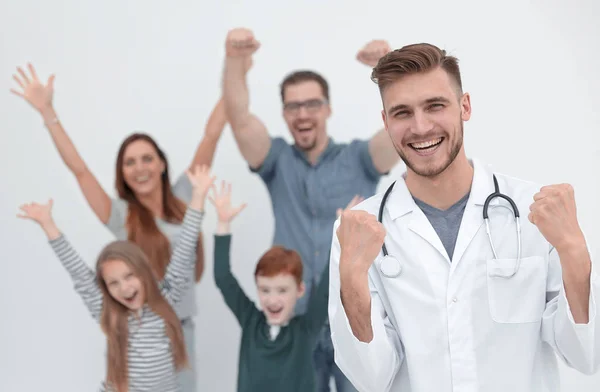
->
[328, 158, 599, 392]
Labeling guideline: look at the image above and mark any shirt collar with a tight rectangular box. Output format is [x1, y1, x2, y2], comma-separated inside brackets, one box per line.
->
[386, 158, 499, 221]
[292, 137, 338, 166]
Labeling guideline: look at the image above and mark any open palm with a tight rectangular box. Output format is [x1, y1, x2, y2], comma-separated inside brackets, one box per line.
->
[209, 181, 247, 222]
[186, 164, 216, 197]
[11, 63, 55, 112]
[17, 199, 54, 225]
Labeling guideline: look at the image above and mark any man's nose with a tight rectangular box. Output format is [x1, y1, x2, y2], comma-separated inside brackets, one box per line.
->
[296, 105, 311, 118]
[412, 111, 435, 135]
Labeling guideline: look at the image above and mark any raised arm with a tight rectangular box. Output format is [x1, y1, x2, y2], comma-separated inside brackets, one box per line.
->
[209, 181, 256, 326]
[356, 41, 400, 174]
[222, 28, 272, 169]
[173, 96, 227, 283]
[301, 197, 366, 332]
[531, 184, 600, 374]
[213, 233, 257, 327]
[368, 129, 400, 174]
[329, 210, 403, 392]
[184, 97, 228, 283]
[187, 97, 227, 170]
[11, 64, 112, 224]
[161, 165, 214, 305]
[302, 260, 331, 335]
[17, 199, 103, 321]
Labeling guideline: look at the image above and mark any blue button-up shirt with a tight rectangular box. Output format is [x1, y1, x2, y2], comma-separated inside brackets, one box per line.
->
[251, 136, 385, 314]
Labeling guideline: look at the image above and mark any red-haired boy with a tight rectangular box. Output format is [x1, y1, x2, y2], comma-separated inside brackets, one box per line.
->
[209, 182, 330, 392]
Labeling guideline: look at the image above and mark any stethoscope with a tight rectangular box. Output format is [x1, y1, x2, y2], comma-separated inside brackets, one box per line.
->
[377, 175, 522, 279]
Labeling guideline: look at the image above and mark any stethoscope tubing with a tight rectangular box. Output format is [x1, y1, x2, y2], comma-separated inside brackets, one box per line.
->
[377, 174, 522, 279]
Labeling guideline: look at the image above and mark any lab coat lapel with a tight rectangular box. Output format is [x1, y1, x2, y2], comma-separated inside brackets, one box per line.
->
[387, 177, 451, 264]
[409, 209, 451, 263]
[451, 159, 498, 268]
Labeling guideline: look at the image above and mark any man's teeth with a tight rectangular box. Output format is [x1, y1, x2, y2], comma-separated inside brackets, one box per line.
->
[411, 138, 442, 149]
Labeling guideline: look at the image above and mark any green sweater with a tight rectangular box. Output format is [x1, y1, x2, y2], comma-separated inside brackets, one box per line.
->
[213, 234, 330, 392]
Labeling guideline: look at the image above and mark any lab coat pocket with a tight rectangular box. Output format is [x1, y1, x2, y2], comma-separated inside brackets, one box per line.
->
[486, 256, 547, 324]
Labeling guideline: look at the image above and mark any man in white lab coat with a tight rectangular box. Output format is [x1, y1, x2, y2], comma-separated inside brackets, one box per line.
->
[327, 43, 599, 392]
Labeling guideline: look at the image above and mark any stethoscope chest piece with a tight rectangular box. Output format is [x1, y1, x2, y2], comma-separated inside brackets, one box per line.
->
[379, 255, 402, 278]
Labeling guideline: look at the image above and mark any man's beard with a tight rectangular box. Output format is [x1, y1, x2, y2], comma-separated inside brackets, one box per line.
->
[294, 132, 318, 152]
[395, 121, 464, 178]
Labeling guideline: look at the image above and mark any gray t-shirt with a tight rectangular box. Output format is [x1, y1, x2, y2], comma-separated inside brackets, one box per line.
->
[413, 192, 470, 261]
[106, 173, 197, 320]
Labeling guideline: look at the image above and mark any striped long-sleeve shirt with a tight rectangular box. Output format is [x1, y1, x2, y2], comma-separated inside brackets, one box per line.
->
[49, 208, 204, 392]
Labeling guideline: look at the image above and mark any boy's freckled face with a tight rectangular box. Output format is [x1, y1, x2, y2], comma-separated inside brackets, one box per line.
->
[256, 274, 305, 325]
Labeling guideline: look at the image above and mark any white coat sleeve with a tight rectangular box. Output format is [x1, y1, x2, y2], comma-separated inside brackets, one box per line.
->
[328, 219, 404, 392]
[541, 235, 600, 375]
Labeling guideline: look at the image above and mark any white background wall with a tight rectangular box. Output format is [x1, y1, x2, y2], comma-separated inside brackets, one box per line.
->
[1, 0, 598, 390]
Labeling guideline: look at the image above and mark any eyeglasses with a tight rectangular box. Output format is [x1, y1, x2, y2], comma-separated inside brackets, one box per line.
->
[283, 99, 328, 114]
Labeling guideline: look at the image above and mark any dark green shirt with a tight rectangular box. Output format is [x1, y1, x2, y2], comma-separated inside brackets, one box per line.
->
[213, 235, 330, 392]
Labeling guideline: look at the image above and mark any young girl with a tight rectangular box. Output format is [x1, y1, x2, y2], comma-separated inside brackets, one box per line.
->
[11, 63, 229, 391]
[17, 165, 214, 392]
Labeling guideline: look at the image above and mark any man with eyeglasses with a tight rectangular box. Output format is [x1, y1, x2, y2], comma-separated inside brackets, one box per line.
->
[222, 27, 400, 392]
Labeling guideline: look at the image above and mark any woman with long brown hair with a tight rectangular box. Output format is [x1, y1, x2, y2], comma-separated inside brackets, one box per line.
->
[17, 164, 214, 392]
[11, 63, 226, 391]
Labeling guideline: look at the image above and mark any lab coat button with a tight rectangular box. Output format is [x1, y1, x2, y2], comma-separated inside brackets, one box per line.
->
[452, 297, 458, 303]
